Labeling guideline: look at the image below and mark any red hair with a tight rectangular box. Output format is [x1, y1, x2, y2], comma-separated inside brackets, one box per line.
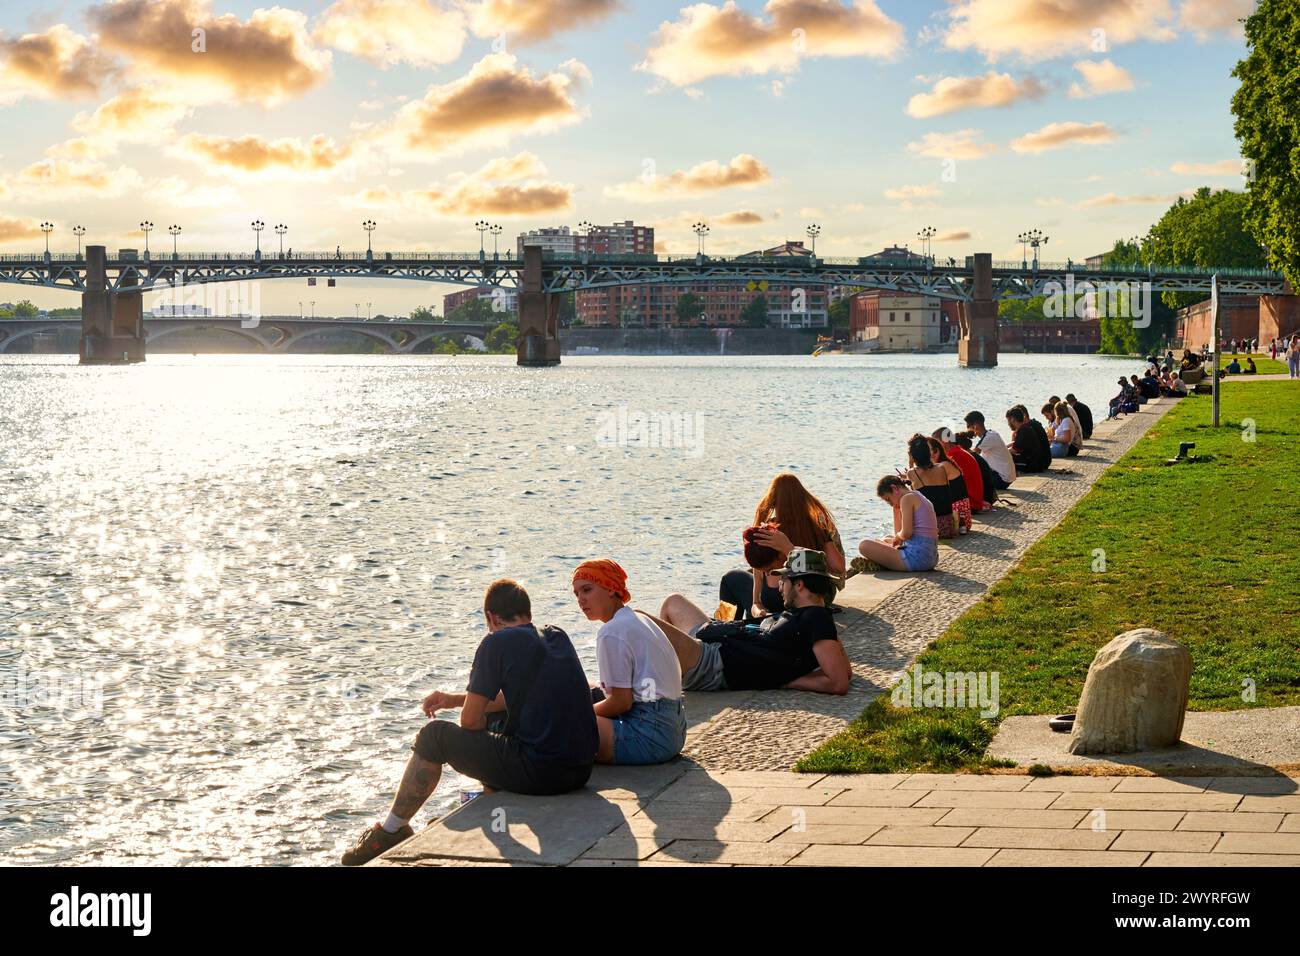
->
[753, 473, 839, 553]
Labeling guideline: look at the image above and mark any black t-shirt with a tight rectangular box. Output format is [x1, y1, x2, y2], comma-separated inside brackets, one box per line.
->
[1072, 401, 1094, 439]
[705, 604, 839, 690]
[467, 623, 598, 767]
[1013, 419, 1052, 472]
[972, 450, 999, 503]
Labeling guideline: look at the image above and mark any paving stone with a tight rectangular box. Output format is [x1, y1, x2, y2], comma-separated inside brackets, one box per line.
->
[703, 771, 825, 789]
[777, 805, 950, 827]
[1112, 777, 1211, 793]
[652, 783, 759, 803]
[1238, 795, 1300, 813]
[1281, 815, 1300, 833]
[1206, 777, 1300, 795]
[1111, 831, 1221, 853]
[865, 825, 975, 847]
[825, 789, 925, 808]
[897, 774, 1030, 791]
[755, 787, 847, 806]
[654, 840, 806, 866]
[1049, 792, 1241, 812]
[634, 802, 777, 824]
[914, 790, 1057, 809]
[1023, 776, 1125, 792]
[580, 825, 671, 861]
[787, 844, 997, 867]
[938, 808, 1088, 829]
[771, 824, 881, 845]
[818, 773, 910, 790]
[1176, 812, 1282, 833]
[585, 763, 691, 802]
[1072, 810, 1185, 831]
[986, 848, 1148, 867]
[623, 815, 792, 844]
[568, 859, 731, 867]
[963, 827, 1117, 851]
[1213, 832, 1300, 855]
[1145, 852, 1300, 867]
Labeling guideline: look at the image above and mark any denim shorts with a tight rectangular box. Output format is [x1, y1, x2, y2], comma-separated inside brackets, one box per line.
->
[899, 535, 939, 572]
[681, 639, 728, 691]
[612, 698, 688, 765]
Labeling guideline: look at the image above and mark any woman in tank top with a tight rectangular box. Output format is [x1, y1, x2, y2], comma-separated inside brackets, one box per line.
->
[856, 475, 939, 572]
[926, 435, 972, 535]
[905, 435, 955, 539]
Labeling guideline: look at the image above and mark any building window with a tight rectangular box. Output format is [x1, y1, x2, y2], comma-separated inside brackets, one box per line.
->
[904, 312, 910, 321]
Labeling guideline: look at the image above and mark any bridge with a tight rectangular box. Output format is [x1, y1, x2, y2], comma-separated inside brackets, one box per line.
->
[0, 244, 1286, 367]
[0, 316, 490, 355]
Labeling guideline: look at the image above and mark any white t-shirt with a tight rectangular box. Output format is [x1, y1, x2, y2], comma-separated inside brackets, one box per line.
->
[1052, 416, 1073, 446]
[596, 606, 683, 703]
[976, 428, 1017, 483]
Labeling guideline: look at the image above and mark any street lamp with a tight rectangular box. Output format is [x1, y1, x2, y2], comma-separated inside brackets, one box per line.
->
[140, 220, 153, 258]
[298, 300, 303, 319]
[490, 223, 502, 259]
[475, 220, 489, 259]
[275, 223, 288, 257]
[362, 219, 376, 255]
[917, 225, 936, 262]
[1022, 229, 1048, 268]
[367, 301, 372, 321]
[168, 224, 182, 259]
[310, 300, 315, 319]
[693, 222, 710, 257]
[40, 221, 53, 256]
[72, 224, 86, 259]
[806, 223, 821, 257]
[251, 219, 264, 256]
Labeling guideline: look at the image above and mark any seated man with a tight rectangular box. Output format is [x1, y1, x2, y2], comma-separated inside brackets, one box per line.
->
[341, 579, 598, 866]
[1226, 357, 1242, 374]
[1065, 394, 1094, 441]
[963, 410, 1016, 490]
[1007, 405, 1052, 473]
[653, 548, 850, 696]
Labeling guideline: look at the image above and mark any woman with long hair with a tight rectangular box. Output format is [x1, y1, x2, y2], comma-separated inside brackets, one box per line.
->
[856, 475, 939, 572]
[905, 435, 956, 539]
[925, 435, 972, 534]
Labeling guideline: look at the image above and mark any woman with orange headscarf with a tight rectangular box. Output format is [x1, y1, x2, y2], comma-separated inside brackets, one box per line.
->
[572, 559, 686, 766]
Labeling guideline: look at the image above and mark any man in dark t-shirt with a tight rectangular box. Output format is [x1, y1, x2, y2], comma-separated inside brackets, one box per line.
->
[1066, 394, 1093, 440]
[652, 548, 851, 695]
[342, 579, 597, 866]
[1007, 406, 1052, 473]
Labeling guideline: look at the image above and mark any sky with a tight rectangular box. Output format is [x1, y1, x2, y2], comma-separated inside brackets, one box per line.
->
[0, 0, 1259, 316]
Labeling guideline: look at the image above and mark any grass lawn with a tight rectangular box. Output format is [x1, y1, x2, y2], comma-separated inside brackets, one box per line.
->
[799, 381, 1300, 774]
[1216, 353, 1289, 374]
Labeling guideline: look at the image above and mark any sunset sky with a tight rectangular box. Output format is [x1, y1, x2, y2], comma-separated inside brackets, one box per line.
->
[0, 0, 1258, 316]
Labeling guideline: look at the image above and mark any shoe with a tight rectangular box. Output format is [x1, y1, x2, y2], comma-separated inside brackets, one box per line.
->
[341, 822, 415, 866]
[849, 556, 882, 575]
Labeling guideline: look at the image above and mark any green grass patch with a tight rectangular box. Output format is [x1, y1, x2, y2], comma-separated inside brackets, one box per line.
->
[799, 382, 1300, 774]
[1215, 353, 1288, 374]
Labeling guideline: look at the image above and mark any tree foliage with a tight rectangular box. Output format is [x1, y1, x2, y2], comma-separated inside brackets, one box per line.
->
[1143, 187, 1268, 311]
[676, 292, 705, 325]
[1232, 0, 1300, 289]
[740, 294, 768, 328]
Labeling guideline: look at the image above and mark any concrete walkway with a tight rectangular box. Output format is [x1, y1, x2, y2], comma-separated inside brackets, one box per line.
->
[374, 393, 1298, 867]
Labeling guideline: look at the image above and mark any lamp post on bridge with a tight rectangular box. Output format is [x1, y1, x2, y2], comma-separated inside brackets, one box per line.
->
[140, 221, 153, 261]
[490, 223, 502, 260]
[917, 226, 936, 265]
[806, 223, 821, 258]
[72, 224, 86, 260]
[578, 220, 593, 262]
[1019, 229, 1047, 270]
[40, 222, 53, 262]
[251, 220, 264, 262]
[168, 224, 181, 259]
[475, 220, 489, 262]
[362, 219, 376, 262]
[693, 222, 710, 263]
[275, 223, 287, 258]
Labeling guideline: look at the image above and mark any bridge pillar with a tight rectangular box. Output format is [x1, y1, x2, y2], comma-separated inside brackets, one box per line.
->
[79, 245, 145, 365]
[517, 245, 560, 366]
[958, 252, 998, 368]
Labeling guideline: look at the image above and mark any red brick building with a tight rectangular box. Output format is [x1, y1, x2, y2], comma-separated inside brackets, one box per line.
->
[1176, 296, 1262, 349]
[1000, 319, 1102, 352]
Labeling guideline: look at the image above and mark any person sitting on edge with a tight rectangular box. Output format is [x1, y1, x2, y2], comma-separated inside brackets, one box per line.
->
[935, 428, 987, 513]
[1181, 349, 1202, 370]
[1048, 401, 1077, 458]
[1128, 375, 1149, 404]
[954, 430, 999, 506]
[905, 434, 957, 538]
[1066, 394, 1094, 440]
[925, 435, 973, 534]
[1040, 401, 1057, 430]
[1057, 399, 1084, 455]
[963, 410, 1016, 490]
[341, 579, 598, 866]
[857, 474, 940, 572]
[718, 524, 785, 621]
[1007, 406, 1052, 472]
[1245, 356, 1258, 374]
[573, 559, 686, 767]
[1139, 371, 1162, 398]
[1226, 357, 1242, 374]
[718, 473, 846, 621]
[654, 548, 850, 695]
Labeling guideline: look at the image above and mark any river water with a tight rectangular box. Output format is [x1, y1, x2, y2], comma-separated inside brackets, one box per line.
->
[0, 352, 1135, 865]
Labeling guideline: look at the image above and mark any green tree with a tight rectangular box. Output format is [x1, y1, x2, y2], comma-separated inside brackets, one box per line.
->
[828, 297, 850, 335]
[446, 296, 498, 324]
[1096, 238, 1178, 352]
[740, 294, 768, 328]
[13, 300, 38, 317]
[675, 292, 705, 326]
[1143, 188, 1267, 312]
[997, 297, 1047, 322]
[410, 305, 436, 322]
[484, 320, 518, 353]
[1232, 0, 1300, 288]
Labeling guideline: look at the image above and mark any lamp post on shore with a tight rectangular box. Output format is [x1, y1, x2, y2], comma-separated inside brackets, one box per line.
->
[140, 220, 153, 260]
[72, 224, 86, 259]
[168, 224, 182, 259]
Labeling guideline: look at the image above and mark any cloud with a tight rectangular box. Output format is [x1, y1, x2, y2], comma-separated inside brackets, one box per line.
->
[717, 209, 765, 225]
[376, 53, 588, 160]
[605, 153, 771, 200]
[169, 133, 353, 177]
[906, 128, 997, 160]
[472, 151, 549, 181]
[467, 0, 623, 44]
[906, 71, 1046, 118]
[0, 24, 119, 104]
[0, 215, 43, 243]
[72, 87, 194, 144]
[1068, 59, 1135, 98]
[1010, 120, 1118, 153]
[1179, 0, 1255, 41]
[3, 158, 144, 199]
[87, 0, 331, 106]
[1170, 159, 1241, 176]
[1078, 191, 1175, 207]
[315, 0, 466, 68]
[430, 180, 573, 215]
[942, 0, 1177, 63]
[883, 184, 940, 200]
[936, 229, 971, 241]
[638, 0, 904, 87]
[149, 174, 243, 207]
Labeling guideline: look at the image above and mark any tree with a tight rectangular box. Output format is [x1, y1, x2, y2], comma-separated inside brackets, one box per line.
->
[1094, 238, 1177, 353]
[675, 292, 705, 326]
[1143, 188, 1268, 312]
[484, 320, 518, 353]
[409, 305, 436, 322]
[828, 297, 850, 335]
[445, 296, 497, 324]
[1232, 0, 1300, 289]
[13, 300, 38, 317]
[740, 294, 768, 328]
[997, 297, 1047, 323]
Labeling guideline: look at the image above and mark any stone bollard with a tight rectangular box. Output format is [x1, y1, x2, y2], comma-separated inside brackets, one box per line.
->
[1068, 628, 1191, 755]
